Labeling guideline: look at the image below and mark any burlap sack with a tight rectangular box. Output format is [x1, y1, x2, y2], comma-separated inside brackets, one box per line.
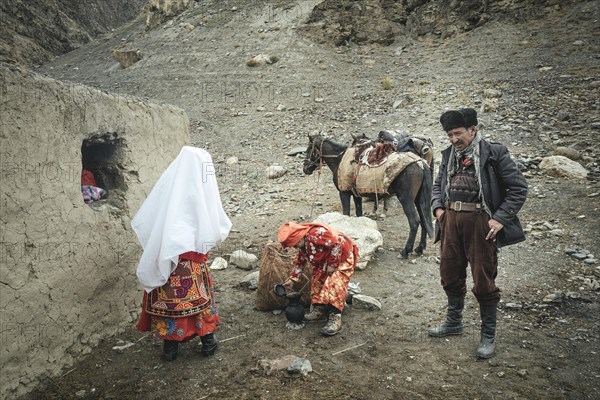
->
[256, 241, 311, 311]
[355, 151, 421, 195]
[337, 148, 357, 191]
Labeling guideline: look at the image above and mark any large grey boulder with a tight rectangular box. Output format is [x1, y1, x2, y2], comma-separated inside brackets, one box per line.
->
[539, 156, 588, 179]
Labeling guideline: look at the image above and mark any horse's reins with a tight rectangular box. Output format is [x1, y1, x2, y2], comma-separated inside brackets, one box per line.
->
[307, 140, 324, 219]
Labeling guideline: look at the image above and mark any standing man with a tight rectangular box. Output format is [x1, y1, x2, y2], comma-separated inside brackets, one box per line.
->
[429, 108, 527, 358]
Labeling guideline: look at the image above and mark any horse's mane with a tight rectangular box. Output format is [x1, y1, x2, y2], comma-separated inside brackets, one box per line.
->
[312, 135, 348, 153]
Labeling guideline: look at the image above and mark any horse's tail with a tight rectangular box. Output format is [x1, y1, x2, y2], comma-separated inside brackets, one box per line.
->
[419, 161, 434, 238]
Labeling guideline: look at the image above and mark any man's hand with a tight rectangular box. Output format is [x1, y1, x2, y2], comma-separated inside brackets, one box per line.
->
[434, 208, 445, 220]
[486, 219, 504, 241]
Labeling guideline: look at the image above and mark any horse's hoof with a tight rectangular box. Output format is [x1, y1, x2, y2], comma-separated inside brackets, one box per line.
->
[415, 246, 424, 256]
[400, 250, 409, 259]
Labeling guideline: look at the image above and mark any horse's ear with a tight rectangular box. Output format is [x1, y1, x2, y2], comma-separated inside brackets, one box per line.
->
[350, 133, 356, 140]
[308, 134, 314, 141]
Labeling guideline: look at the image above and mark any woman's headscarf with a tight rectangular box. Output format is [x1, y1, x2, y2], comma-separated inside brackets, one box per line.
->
[132, 146, 232, 292]
[278, 221, 340, 248]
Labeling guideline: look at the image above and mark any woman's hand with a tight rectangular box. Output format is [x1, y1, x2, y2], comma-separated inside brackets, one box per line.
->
[283, 279, 294, 291]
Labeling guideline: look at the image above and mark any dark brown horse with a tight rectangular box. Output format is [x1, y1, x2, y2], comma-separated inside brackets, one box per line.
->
[303, 134, 433, 258]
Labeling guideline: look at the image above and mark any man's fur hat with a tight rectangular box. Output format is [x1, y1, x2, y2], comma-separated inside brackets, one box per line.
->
[440, 108, 478, 131]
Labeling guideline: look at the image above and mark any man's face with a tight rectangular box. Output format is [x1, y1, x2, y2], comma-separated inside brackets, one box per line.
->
[447, 126, 476, 150]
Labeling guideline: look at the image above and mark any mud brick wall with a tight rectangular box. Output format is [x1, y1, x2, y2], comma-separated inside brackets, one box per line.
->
[0, 65, 189, 398]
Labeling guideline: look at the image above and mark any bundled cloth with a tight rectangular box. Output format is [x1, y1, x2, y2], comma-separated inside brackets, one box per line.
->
[82, 185, 107, 203]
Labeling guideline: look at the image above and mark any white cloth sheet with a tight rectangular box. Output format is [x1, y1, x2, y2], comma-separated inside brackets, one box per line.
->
[132, 146, 232, 292]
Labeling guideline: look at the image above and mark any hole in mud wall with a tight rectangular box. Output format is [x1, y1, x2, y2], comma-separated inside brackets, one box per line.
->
[81, 132, 127, 208]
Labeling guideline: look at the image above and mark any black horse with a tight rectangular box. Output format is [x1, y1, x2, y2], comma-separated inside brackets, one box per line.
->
[303, 134, 434, 258]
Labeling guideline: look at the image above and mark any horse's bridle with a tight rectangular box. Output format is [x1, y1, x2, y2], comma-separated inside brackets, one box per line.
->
[303, 139, 323, 170]
[304, 138, 343, 170]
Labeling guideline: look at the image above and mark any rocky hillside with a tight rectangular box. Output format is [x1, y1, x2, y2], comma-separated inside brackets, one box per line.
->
[2, 0, 591, 67]
[303, 0, 590, 45]
[0, 0, 146, 66]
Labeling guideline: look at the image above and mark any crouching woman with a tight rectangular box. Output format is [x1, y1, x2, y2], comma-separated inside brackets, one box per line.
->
[278, 222, 359, 336]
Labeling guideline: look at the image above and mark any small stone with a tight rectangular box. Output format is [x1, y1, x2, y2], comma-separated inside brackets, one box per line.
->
[257, 355, 300, 376]
[352, 294, 382, 311]
[505, 302, 523, 310]
[497, 371, 505, 378]
[554, 146, 580, 160]
[239, 270, 260, 290]
[572, 252, 589, 260]
[112, 342, 135, 351]
[517, 369, 528, 377]
[230, 250, 258, 270]
[483, 88, 502, 98]
[210, 257, 228, 270]
[543, 292, 564, 303]
[226, 156, 239, 164]
[583, 258, 597, 265]
[287, 146, 306, 156]
[405, 377, 412, 382]
[288, 358, 312, 376]
[315, 97, 324, 103]
[276, 104, 286, 111]
[265, 165, 286, 179]
[572, 40, 584, 46]
[247, 54, 275, 66]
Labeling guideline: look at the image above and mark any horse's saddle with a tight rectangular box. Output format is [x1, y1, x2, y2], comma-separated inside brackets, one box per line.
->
[354, 142, 397, 167]
[338, 147, 423, 195]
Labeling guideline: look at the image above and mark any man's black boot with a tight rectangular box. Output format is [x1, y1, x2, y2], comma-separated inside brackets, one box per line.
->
[428, 297, 465, 337]
[476, 304, 497, 359]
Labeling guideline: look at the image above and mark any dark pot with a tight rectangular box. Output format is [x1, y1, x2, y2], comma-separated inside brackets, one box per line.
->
[284, 292, 305, 324]
[273, 284, 287, 297]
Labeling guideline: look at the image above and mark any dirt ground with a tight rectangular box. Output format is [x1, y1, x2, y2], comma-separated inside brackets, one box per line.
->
[23, 1, 599, 399]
